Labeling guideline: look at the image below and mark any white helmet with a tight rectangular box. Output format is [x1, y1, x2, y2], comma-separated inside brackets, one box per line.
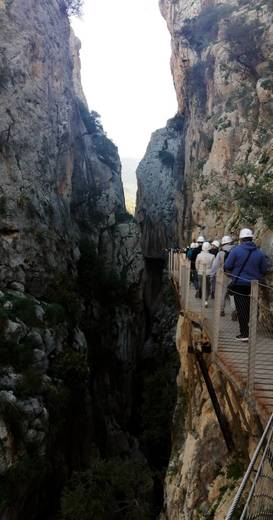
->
[197, 235, 205, 243]
[212, 240, 220, 248]
[190, 242, 198, 248]
[239, 228, 254, 239]
[221, 235, 233, 245]
[202, 241, 211, 251]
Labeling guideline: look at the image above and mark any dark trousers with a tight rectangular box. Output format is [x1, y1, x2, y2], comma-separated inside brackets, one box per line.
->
[198, 275, 211, 299]
[232, 285, 251, 337]
[191, 269, 199, 289]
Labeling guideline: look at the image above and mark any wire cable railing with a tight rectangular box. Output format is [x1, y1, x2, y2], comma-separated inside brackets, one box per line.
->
[169, 250, 273, 518]
[225, 412, 273, 519]
[168, 250, 273, 398]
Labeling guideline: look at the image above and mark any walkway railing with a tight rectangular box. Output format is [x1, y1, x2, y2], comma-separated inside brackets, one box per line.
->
[169, 250, 273, 398]
[225, 412, 273, 519]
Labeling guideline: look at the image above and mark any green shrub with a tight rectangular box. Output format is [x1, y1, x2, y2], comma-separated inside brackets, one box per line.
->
[61, 457, 154, 520]
[202, 162, 273, 229]
[77, 99, 102, 136]
[92, 133, 119, 171]
[180, 5, 233, 52]
[224, 18, 263, 74]
[227, 454, 247, 481]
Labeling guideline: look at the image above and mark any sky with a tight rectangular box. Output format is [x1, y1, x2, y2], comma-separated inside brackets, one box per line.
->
[72, 0, 178, 160]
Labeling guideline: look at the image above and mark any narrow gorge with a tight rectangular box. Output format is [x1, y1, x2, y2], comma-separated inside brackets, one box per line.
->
[0, 0, 273, 519]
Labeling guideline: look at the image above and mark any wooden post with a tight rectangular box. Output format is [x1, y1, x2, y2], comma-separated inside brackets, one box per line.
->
[248, 280, 258, 395]
[195, 350, 234, 452]
[213, 269, 224, 356]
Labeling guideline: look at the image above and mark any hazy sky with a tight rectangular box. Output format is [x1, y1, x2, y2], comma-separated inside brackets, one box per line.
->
[72, 0, 177, 159]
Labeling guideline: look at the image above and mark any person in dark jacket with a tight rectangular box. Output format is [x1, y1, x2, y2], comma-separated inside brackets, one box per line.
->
[224, 228, 267, 341]
[187, 242, 198, 288]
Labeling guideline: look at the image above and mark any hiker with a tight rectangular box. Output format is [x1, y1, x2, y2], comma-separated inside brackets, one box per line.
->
[196, 241, 215, 307]
[210, 240, 220, 298]
[187, 242, 199, 288]
[211, 235, 236, 318]
[224, 228, 268, 342]
[211, 240, 220, 257]
[190, 235, 205, 296]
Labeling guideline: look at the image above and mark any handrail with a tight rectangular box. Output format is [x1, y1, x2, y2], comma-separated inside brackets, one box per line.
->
[225, 413, 273, 519]
[169, 252, 273, 518]
[168, 252, 273, 396]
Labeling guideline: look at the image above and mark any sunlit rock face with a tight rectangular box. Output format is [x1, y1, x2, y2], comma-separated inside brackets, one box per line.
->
[0, 0, 125, 295]
[139, 0, 273, 253]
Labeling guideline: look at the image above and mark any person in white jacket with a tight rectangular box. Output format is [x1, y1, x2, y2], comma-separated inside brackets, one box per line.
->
[210, 235, 236, 318]
[196, 242, 215, 306]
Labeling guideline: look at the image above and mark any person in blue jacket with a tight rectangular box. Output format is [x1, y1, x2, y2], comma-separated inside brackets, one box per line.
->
[224, 228, 267, 341]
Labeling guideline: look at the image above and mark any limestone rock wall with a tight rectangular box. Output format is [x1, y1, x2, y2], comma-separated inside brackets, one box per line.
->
[137, 0, 273, 256]
[135, 115, 189, 257]
[0, 2, 147, 518]
[0, 0, 126, 295]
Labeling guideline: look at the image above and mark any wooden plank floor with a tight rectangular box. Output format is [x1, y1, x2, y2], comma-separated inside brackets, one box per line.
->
[187, 285, 273, 415]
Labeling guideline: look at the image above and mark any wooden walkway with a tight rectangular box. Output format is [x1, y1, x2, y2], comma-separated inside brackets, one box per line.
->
[187, 286, 273, 415]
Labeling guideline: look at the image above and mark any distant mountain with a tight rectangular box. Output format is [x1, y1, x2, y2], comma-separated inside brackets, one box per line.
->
[121, 157, 139, 214]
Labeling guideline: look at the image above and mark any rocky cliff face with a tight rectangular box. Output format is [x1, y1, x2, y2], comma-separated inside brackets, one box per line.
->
[136, 115, 187, 257]
[137, 0, 273, 255]
[0, 2, 150, 518]
[0, 0, 126, 295]
[161, 316, 263, 520]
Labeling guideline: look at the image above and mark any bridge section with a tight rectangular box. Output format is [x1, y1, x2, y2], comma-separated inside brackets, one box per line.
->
[169, 251, 273, 417]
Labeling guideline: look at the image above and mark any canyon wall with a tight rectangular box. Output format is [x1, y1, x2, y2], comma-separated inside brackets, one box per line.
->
[136, 0, 273, 256]
[0, 1, 156, 518]
[135, 0, 273, 518]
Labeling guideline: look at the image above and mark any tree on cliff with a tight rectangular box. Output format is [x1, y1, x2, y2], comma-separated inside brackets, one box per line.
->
[61, 0, 83, 16]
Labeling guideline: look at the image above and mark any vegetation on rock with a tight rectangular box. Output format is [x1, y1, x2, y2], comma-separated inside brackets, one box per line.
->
[61, 457, 154, 519]
[196, 161, 273, 229]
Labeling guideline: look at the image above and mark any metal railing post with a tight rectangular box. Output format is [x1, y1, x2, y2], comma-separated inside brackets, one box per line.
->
[248, 280, 258, 395]
[213, 269, 224, 355]
[174, 253, 178, 282]
[201, 270, 206, 320]
[179, 255, 183, 306]
[184, 261, 191, 312]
